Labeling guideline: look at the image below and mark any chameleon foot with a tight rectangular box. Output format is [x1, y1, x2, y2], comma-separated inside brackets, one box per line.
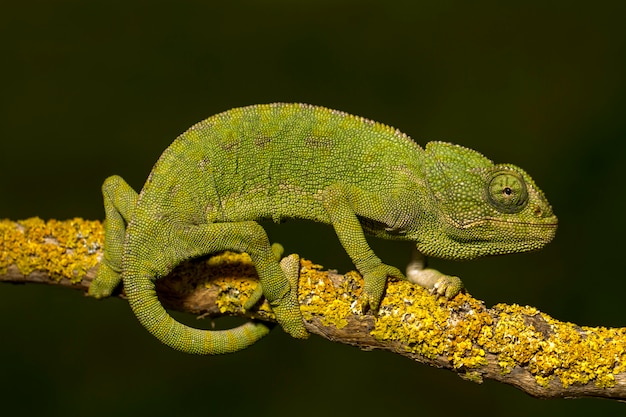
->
[406, 264, 463, 298]
[273, 253, 308, 339]
[88, 261, 122, 299]
[406, 246, 463, 299]
[359, 263, 406, 313]
[243, 243, 289, 309]
[243, 252, 308, 340]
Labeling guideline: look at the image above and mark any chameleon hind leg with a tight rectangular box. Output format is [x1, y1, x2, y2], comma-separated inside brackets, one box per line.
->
[246, 243, 301, 316]
[88, 175, 138, 299]
[244, 242, 290, 308]
[157, 221, 308, 340]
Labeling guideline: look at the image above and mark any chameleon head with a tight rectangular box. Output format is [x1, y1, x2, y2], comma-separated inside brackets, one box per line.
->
[415, 141, 558, 260]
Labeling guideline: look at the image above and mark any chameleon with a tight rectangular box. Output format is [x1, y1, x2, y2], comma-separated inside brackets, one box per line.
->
[88, 103, 558, 354]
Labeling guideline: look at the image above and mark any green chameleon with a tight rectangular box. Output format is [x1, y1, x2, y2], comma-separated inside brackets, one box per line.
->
[88, 103, 557, 354]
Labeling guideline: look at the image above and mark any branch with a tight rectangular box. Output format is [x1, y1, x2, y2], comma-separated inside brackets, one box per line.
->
[2, 218, 625, 401]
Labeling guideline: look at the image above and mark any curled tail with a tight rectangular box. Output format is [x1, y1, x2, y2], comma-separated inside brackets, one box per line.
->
[125, 275, 270, 354]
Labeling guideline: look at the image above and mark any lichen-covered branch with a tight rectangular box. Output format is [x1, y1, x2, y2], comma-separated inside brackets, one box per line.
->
[1, 218, 626, 400]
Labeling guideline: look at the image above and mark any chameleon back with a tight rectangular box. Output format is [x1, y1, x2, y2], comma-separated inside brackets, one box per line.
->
[137, 103, 426, 226]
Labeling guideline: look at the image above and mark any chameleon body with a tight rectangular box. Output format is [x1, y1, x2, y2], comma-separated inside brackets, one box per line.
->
[88, 103, 557, 354]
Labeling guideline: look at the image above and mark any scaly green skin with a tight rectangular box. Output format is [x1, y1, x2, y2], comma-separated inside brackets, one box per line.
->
[88, 103, 558, 354]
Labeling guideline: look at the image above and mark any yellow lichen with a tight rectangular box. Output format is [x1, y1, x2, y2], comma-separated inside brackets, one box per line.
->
[200, 251, 274, 316]
[298, 260, 351, 329]
[525, 314, 626, 388]
[371, 281, 490, 369]
[481, 304, 544, 375]
[371, 286, 626, 388]
[476, 303, 626, 388]
[0, 217, 103, 283]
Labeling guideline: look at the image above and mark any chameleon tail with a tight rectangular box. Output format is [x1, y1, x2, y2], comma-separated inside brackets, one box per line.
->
[125, 275, 270, 354]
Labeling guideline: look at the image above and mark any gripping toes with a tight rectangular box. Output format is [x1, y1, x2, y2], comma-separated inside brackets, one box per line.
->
[272, 253, 308, 339]
[244, 242, 288, 309]
[88, 262, 122, 298]
[360, 263, 405, 313]
[245, 251, 308, 340]
[431, 275, 463, 299]
[406, 266, 464, 299]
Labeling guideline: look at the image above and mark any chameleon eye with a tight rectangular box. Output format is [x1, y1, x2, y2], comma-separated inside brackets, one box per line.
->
[486, 170, 528, 213]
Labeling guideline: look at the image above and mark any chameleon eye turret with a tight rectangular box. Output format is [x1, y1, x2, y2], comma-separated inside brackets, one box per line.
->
[486, 170, 528, 214]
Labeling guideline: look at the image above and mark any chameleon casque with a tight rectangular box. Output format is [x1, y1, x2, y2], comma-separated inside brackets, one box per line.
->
[88, 103, 557, 354]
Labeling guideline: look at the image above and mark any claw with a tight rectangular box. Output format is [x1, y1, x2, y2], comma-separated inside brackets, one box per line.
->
[431, 275, 463, 298]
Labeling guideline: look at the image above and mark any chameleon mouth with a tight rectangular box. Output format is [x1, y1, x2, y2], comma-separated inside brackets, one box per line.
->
[456, 217, 558, 230]
[448, 217, 558, 248]
[488, 218, 558, 229]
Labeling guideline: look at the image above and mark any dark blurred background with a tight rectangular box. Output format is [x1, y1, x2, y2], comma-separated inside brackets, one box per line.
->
[1, 1, 625, 415]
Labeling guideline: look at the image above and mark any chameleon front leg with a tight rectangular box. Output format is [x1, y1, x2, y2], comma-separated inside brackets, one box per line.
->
[89, 175, 138, 298]
[406, 246, 463, 298]
[321, 185, 405, 312]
